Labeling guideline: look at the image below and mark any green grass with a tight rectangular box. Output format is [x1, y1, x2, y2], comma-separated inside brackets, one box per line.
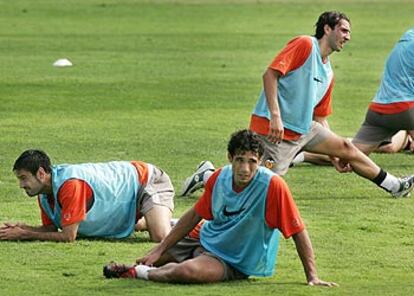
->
[1, 0, 413, 295]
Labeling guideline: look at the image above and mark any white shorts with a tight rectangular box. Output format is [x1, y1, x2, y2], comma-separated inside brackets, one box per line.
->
[258, 121, 331, 175]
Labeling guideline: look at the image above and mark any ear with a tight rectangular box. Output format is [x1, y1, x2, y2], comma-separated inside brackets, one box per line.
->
[324, 24, 332, 35]
[36, 167, 47, 181]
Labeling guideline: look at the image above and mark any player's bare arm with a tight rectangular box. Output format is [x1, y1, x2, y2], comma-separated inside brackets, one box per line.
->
[263, 68, 284, 143]
[0, 222, 79, 242]
[137, 207, 202, 266]
[292, 229, 338, 287]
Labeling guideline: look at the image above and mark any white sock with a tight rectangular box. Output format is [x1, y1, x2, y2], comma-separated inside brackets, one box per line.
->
[291, 152, 305, 165]
[203, 170, 214, 184]
[134, 265, 156, 280]
[170, 218, 179, 227]
[380, 174, 400, 193]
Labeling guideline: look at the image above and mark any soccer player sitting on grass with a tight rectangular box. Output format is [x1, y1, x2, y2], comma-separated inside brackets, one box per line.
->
[103, 129, 337, 287]
[0, 149, 174, 242]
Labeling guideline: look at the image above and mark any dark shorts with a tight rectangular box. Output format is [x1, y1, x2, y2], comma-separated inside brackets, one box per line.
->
[353, 108, 414, 145]
[166, 237, 248, 281]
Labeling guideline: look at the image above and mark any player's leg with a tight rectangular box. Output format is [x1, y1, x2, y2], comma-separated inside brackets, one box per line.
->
[144, 205, 172, 242]
[103, 255, 226, 283]
[305, 123, 414, 197]
[306, 129, 380, 178]
[134, 217, 147, 231]
[291, 151, 331, 166]
[258, 134, 303, 175]
[407, 130, 414, 151]
[353, 109, 414, 155]
[146, 254, 226, 283]
[141, 166, 175, 242]
[374, 131, 409, 153]
[104, 238, 245, 283]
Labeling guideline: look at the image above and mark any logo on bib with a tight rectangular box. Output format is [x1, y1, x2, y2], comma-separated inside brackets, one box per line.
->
[223, 206, 245, 216]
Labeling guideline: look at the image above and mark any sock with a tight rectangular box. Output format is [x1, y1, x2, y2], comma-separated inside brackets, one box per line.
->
[291, 152, 305, 165]
[203, 170, 214, 184]
[134, 265, 156, 280]
[170, 218, 179, 227]
[373, 169, 400, 193]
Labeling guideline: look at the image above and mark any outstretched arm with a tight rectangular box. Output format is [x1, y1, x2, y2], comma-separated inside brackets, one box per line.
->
[0, 222, 79, 242]
[292, 229, 338, 287]
[137, 206, 202, 266]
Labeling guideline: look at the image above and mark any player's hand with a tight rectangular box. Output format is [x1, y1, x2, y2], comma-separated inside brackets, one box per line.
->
[268, 116, 284, 143]
[330, 157, 352, 173]
[308, 277, 339, 287]
[136, 246, 163, 266]
[0, 222, 19, 229]
[0, 225, 26, 240]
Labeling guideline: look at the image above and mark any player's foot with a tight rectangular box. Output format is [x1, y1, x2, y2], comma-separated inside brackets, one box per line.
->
[103, 262, 137, 279]
[392, 175, 414, 198]
[180, 161, 215, 197]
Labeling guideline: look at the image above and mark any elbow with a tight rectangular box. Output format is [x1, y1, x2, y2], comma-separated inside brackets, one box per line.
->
[263, 68, 280, 82]
[262, 68, 272, 81]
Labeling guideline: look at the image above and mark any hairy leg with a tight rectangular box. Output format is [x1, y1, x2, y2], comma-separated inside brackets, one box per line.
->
[307, 132, 380, 179]
[148, 254, 225, 283]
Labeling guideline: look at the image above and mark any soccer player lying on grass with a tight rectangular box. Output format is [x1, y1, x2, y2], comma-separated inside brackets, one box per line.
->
[181, 13, 414, 199]
[0, 149, 174, 242]
[103, 130, 337, 287]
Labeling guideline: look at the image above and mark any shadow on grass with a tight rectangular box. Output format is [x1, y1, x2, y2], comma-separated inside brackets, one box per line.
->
[77, 235, 152, 244]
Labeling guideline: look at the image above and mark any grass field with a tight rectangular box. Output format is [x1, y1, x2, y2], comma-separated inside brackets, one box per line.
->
[1, 0, 413, 295]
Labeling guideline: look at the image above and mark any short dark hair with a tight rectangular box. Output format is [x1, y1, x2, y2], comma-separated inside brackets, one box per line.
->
[227, 129, 264, 158]
[13, 149, 52, 175]
[314, 11, 350, 39]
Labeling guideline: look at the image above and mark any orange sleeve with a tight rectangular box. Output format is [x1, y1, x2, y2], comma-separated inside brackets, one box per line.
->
[130, 161, 149, 185]
[37, 197, 54, 226]
[194, 169, 222, 220]
[268, 36, 313, 76]
[313, 78, 334, 117]
[265, 175, 305, 238]
[57, 179, 93, 226]
[188, 220, 205, 240]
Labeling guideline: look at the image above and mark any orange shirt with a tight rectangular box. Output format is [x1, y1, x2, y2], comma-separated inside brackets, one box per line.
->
[192, 169, 305, 239]
[250, 36, 334, 140]
[369, 101, 414, 114]
[39, 161, 149, 227]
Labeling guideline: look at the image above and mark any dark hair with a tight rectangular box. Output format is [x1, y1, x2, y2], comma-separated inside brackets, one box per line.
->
[13, 149, 52, 175]
[227, 129, 264, 158]
[314, 11, 350, 39]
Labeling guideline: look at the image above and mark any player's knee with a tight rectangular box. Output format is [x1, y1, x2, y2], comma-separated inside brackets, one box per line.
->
[338, 138, 360, 159]
[149, 227, 170, 243]
[173, 262, 201, 282]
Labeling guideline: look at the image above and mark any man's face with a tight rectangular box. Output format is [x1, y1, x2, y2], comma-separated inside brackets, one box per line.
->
[229, 151, 261, 189]
[14, 169, 45, 197]
[327, 19, 351, 52]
